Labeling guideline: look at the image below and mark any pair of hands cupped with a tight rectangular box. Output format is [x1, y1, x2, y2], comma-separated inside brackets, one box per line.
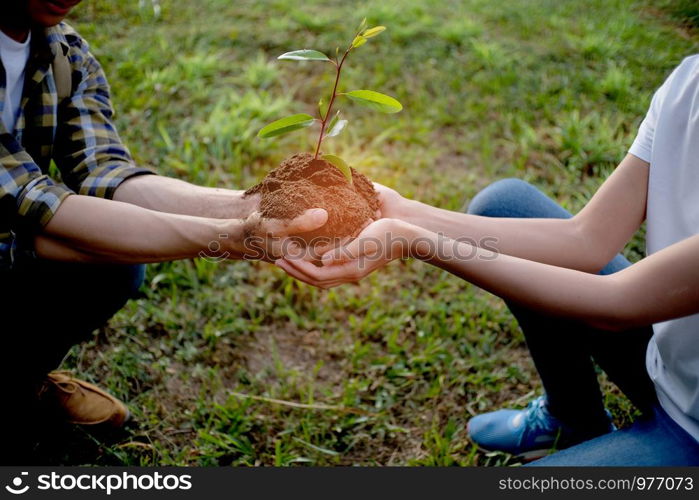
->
[246, 183, 409, 289]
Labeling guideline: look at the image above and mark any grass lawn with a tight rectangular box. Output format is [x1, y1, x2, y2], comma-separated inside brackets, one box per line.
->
[40, 0, 698, 465]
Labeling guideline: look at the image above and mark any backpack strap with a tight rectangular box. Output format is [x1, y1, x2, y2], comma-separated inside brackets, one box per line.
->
[51, 51, 72, 102]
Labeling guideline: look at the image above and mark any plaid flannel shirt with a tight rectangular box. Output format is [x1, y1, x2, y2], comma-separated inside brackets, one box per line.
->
[0, 22, 154, 264]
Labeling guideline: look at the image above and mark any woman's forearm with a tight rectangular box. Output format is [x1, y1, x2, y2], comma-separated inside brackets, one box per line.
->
[277, 217, 695, 331]
[398, 199, 597, 270]
[389, 154, 649, 273]
[39, 194, 245, 263]
[410, 224, 699, 331]
[408, 224, 623, 328]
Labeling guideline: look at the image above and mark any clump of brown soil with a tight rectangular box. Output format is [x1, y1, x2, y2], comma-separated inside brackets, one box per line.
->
[245, 153, 379, 244]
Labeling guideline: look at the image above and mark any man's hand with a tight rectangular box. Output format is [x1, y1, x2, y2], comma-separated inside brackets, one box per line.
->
[275, 218, 415, 288]
[236, 208, 328, 262]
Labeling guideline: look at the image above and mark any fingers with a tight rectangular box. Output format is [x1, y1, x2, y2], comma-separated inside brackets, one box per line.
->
[321, 234, 380, 266]
[278, 236, 351, 263]
[243, 209, 328, 261]
[284, 258, 350, 281]
[275, 259, 342, 288]
[372, 183, 387, 218]
[268, 208, 328, 236]
[264, 236, 298, 262]
[358, 218, 374, 233]
[315, 235, 351, 257]
[276, 257, 367, 289]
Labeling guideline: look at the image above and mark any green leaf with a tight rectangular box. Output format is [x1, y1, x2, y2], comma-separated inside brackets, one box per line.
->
[357, 17, 367, 32]
[318, 98, 327, 120]
[352, 35, 367, 48]
[325, 118, 348, 138]
[326, 110, 341, 132]
[257, 114, 316, 138]
[322, 154, 352, 184]
[342, 90, 403, 113]
[278, 50, 331, 62]
[361, 26, 386, 38]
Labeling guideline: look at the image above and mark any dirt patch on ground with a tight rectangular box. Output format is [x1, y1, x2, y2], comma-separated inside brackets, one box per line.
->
[245, 153, 380, 244]
[237, 327, 347, 386]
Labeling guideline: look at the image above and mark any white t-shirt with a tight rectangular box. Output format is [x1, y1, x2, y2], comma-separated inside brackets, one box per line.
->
[0, 29, 31, 134]
[629, 54, 699, 442]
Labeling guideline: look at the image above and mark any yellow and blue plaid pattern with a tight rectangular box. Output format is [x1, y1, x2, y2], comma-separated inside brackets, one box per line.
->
[0, 23, 153, 262]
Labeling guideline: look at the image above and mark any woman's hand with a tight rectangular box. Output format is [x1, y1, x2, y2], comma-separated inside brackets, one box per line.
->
[282, 182, 410, 265]
[373, 182, 411, 219]
[275, 218, 417, 288]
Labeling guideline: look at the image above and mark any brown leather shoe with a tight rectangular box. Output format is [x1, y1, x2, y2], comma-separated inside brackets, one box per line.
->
[39, 371, 130, 427]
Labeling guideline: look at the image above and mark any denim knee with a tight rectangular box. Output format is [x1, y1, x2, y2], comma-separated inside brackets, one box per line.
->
[467, 178, 537, 217]
[467, 178, 572, 220]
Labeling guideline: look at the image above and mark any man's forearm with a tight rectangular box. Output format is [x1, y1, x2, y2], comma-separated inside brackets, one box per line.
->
[34, 234, 98, 262]
[38, 194, 246, 263]
[113, 174, 258, 219]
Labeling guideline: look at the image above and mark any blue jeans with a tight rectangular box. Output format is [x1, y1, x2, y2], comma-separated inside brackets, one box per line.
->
[467, 178, 699, 466]
[0, 257, 144, 462]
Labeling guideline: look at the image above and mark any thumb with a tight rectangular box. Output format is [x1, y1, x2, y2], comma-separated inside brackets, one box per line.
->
[272, 208, 328, 236]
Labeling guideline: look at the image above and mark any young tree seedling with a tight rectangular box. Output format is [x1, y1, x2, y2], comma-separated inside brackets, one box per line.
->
[257, 19, 402, 184]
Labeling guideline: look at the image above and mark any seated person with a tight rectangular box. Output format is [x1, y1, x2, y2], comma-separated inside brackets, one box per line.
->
[278, 54, 699, 466]
[0, 0, 326, 462]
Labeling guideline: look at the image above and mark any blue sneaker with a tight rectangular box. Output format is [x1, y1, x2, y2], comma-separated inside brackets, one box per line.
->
[467, 396, 616, 460]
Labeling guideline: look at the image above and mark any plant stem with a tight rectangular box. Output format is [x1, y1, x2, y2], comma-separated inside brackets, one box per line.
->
[314, 48, 350, 160]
